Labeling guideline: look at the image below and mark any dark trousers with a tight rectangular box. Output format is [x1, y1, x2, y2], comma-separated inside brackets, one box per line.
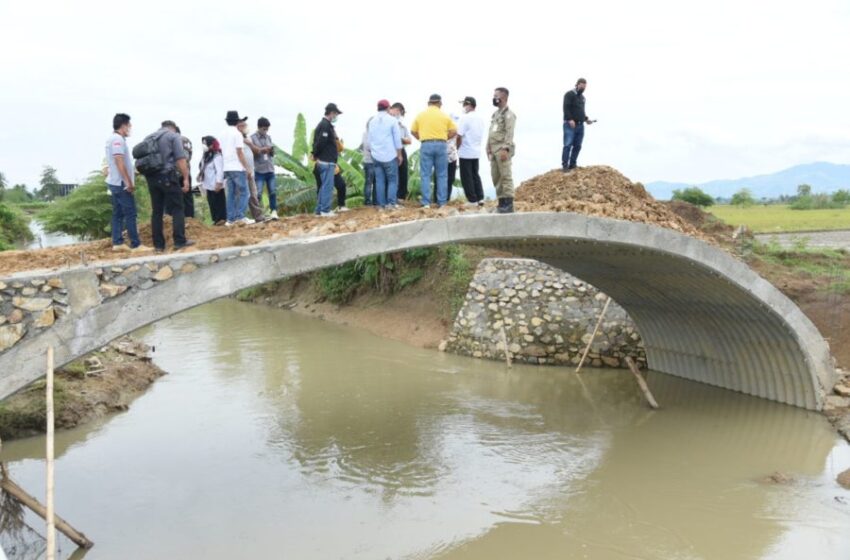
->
[148, 172, 186, 249]
[562, 122, 585, 169]
[398, 149, 409, 200]
[363, 162, 376, 205]
[459, 158, 484, 203]
[183, 191, 195, 218]
[432, 160, 457, 203]
[313, 168, 347, 208]
[205, 189, 227, 223]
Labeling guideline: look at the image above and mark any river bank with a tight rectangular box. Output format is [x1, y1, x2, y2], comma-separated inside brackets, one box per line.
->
[0, 336, 164, 440]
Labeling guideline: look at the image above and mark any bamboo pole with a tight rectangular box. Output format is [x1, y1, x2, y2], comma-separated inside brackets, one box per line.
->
[0, 477, 93, 549]
[500, 327, 512, 368]
[625, 357, 659, 410]
[575, 297, 611, 373]
[46, 345, 56, 560]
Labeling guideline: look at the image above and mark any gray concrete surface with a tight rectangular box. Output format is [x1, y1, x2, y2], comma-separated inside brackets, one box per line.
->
[0, 213, 837, 410]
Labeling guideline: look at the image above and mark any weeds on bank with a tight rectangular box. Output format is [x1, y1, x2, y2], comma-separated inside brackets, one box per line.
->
[752, 238, 850, 293]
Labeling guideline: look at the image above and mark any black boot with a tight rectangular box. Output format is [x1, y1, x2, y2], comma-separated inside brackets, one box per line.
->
[496, 197, 505, 212]
[503, 197, 514, 213]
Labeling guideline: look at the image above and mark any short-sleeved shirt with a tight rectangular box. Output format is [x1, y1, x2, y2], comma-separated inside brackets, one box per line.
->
[105, 132, 133, 187]
[155, 128, 187, 170]
[410, 106, 457, 141]
[242, 136, 255, 174]
[221, 126, 246, 172]
[250, 131, 275, 174]
[457, 112, 485, 159]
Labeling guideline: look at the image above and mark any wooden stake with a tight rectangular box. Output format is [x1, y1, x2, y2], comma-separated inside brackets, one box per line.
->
[625, 357, 659, 410]
[500, 327, 512, 368]
[46, 345, 56, 560]
[0, 476, 93, 549]
[575, 297, 611, 373]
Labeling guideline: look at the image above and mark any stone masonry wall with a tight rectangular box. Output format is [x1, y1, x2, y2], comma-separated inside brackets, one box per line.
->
[443, 259, 646, 368]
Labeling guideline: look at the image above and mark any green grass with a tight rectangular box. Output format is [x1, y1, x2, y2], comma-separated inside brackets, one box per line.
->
[710, 204, 850, 233]
[752, 240, 850, 293]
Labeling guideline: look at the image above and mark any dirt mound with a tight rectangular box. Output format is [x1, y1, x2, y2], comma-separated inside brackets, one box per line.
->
[0, 166, 730, 275]
[515, 167, 706, 239]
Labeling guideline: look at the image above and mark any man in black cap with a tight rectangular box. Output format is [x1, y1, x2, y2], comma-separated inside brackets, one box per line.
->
[138, 120, 193, 251]
[311, 103, 342, 216]
[456, 96, 485, 207]
[562, 78, 594, 171]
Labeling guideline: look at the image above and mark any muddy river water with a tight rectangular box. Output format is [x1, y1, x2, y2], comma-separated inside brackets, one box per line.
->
[2, 299, 849, 559]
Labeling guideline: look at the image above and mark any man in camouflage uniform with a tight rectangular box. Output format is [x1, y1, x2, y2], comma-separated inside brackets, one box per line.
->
[486, 87, 517, 213]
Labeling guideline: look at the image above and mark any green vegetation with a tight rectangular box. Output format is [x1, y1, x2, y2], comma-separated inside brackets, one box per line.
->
[752, 239, 850, 294]
[315, 247, 436, 304]
[2, 184, 35, 205]
[36, 165, 63, 201]
[0, 377, 70, 440]
[39, 171, 151, 239]
[730, 188, 755, 207]
[0, 203, 32, 250]
[710, 204, 850, 233]
[440, 245, 474, 319]
[672, 186, 714, 207]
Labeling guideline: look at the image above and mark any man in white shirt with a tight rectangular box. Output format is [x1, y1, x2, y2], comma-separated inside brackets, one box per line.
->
[221, 110, 253, 225]
[456, 96, 486, 207]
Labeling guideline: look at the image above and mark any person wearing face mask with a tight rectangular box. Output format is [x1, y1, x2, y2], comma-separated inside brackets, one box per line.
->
[456, 96, 485, 207]
[562, 78, 594, 171]
[105, 113, 148, 251]
[311, 103, 343, 217]
[249, 117, 279, 219]
[391, 102, 413, 201]
[486, 87, 517, 213]
[197, 136, 226, 225]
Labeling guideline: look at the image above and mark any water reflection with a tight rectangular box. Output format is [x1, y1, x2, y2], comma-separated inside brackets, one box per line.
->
[0, 299, 847, 559]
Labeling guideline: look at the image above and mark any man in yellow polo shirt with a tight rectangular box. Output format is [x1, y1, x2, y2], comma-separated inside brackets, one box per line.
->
[411, 93, 457, 207]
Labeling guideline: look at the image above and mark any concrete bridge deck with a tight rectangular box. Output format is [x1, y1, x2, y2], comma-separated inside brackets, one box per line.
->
[0, 212, 836, 410]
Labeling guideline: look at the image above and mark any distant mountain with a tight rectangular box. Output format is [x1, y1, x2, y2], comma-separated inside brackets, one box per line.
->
[646, 162, 850, 201]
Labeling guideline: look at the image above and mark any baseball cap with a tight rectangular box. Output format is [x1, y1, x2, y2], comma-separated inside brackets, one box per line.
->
[460, 96, 477, 107]
[324, 103, 343, 115]
[428, 93, 442, 103]
[377, 99, 390, 110]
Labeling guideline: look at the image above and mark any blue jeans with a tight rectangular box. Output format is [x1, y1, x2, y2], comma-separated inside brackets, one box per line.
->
[108, 182, 140, 247]
[363, 162, 376, 205]
[374, 159, 399, 207]
[224, 171, 249, 222]
[315, 162, 335, 214]
[254, 172, 277, 213]
[420, 141, 448, 206]
[562, 122, 585, 169]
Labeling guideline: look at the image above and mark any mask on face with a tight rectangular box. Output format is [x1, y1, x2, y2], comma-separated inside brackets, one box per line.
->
[332, 117, 339, 124]
[203, 145, 210, 153]
[492, 97, 501, 107]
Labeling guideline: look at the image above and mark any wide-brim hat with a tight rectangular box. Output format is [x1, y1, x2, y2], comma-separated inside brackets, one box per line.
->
[225, 110, 248, 125]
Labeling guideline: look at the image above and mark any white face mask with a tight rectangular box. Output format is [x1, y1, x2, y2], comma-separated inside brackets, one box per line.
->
[203, 145, 210, 153]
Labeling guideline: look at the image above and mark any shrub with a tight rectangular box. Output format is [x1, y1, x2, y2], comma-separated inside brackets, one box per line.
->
[672, 186, 714, 207]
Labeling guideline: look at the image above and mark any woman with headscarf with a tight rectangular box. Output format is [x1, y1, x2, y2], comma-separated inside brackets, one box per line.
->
[197, 136, 226, 225]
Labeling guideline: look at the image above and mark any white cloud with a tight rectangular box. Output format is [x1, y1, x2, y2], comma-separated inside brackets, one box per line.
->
[0, 0, 848, 193]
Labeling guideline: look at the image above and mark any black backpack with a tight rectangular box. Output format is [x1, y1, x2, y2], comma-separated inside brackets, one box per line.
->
[133, 130, 168, 176]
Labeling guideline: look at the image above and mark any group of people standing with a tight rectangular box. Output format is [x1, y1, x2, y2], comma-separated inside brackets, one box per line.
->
[104, 79, 589, 251]
[313, 86, 518, 216]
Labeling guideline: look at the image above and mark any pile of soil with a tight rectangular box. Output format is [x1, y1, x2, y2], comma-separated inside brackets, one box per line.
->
[515, 167, 708, 240]
[0, 165, 732, 275]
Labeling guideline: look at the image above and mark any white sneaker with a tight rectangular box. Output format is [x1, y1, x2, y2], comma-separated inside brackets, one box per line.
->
[336, 206, 350, 213]
[270, 210, 280, 220]
[112, 244, 130, 252]
[225, 221, 235, 227]
[318, 211, 336, 218]
[240, 217, 256, 225]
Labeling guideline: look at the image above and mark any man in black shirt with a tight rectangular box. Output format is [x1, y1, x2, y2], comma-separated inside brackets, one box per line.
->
[312, 103, 342, 216]
[562, 78, 594, 171]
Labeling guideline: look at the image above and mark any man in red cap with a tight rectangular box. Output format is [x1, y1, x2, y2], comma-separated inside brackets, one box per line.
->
[366, 99, 403, 208]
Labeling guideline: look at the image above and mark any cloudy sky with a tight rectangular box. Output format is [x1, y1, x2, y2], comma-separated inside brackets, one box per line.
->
[1, 0, 848, 195]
